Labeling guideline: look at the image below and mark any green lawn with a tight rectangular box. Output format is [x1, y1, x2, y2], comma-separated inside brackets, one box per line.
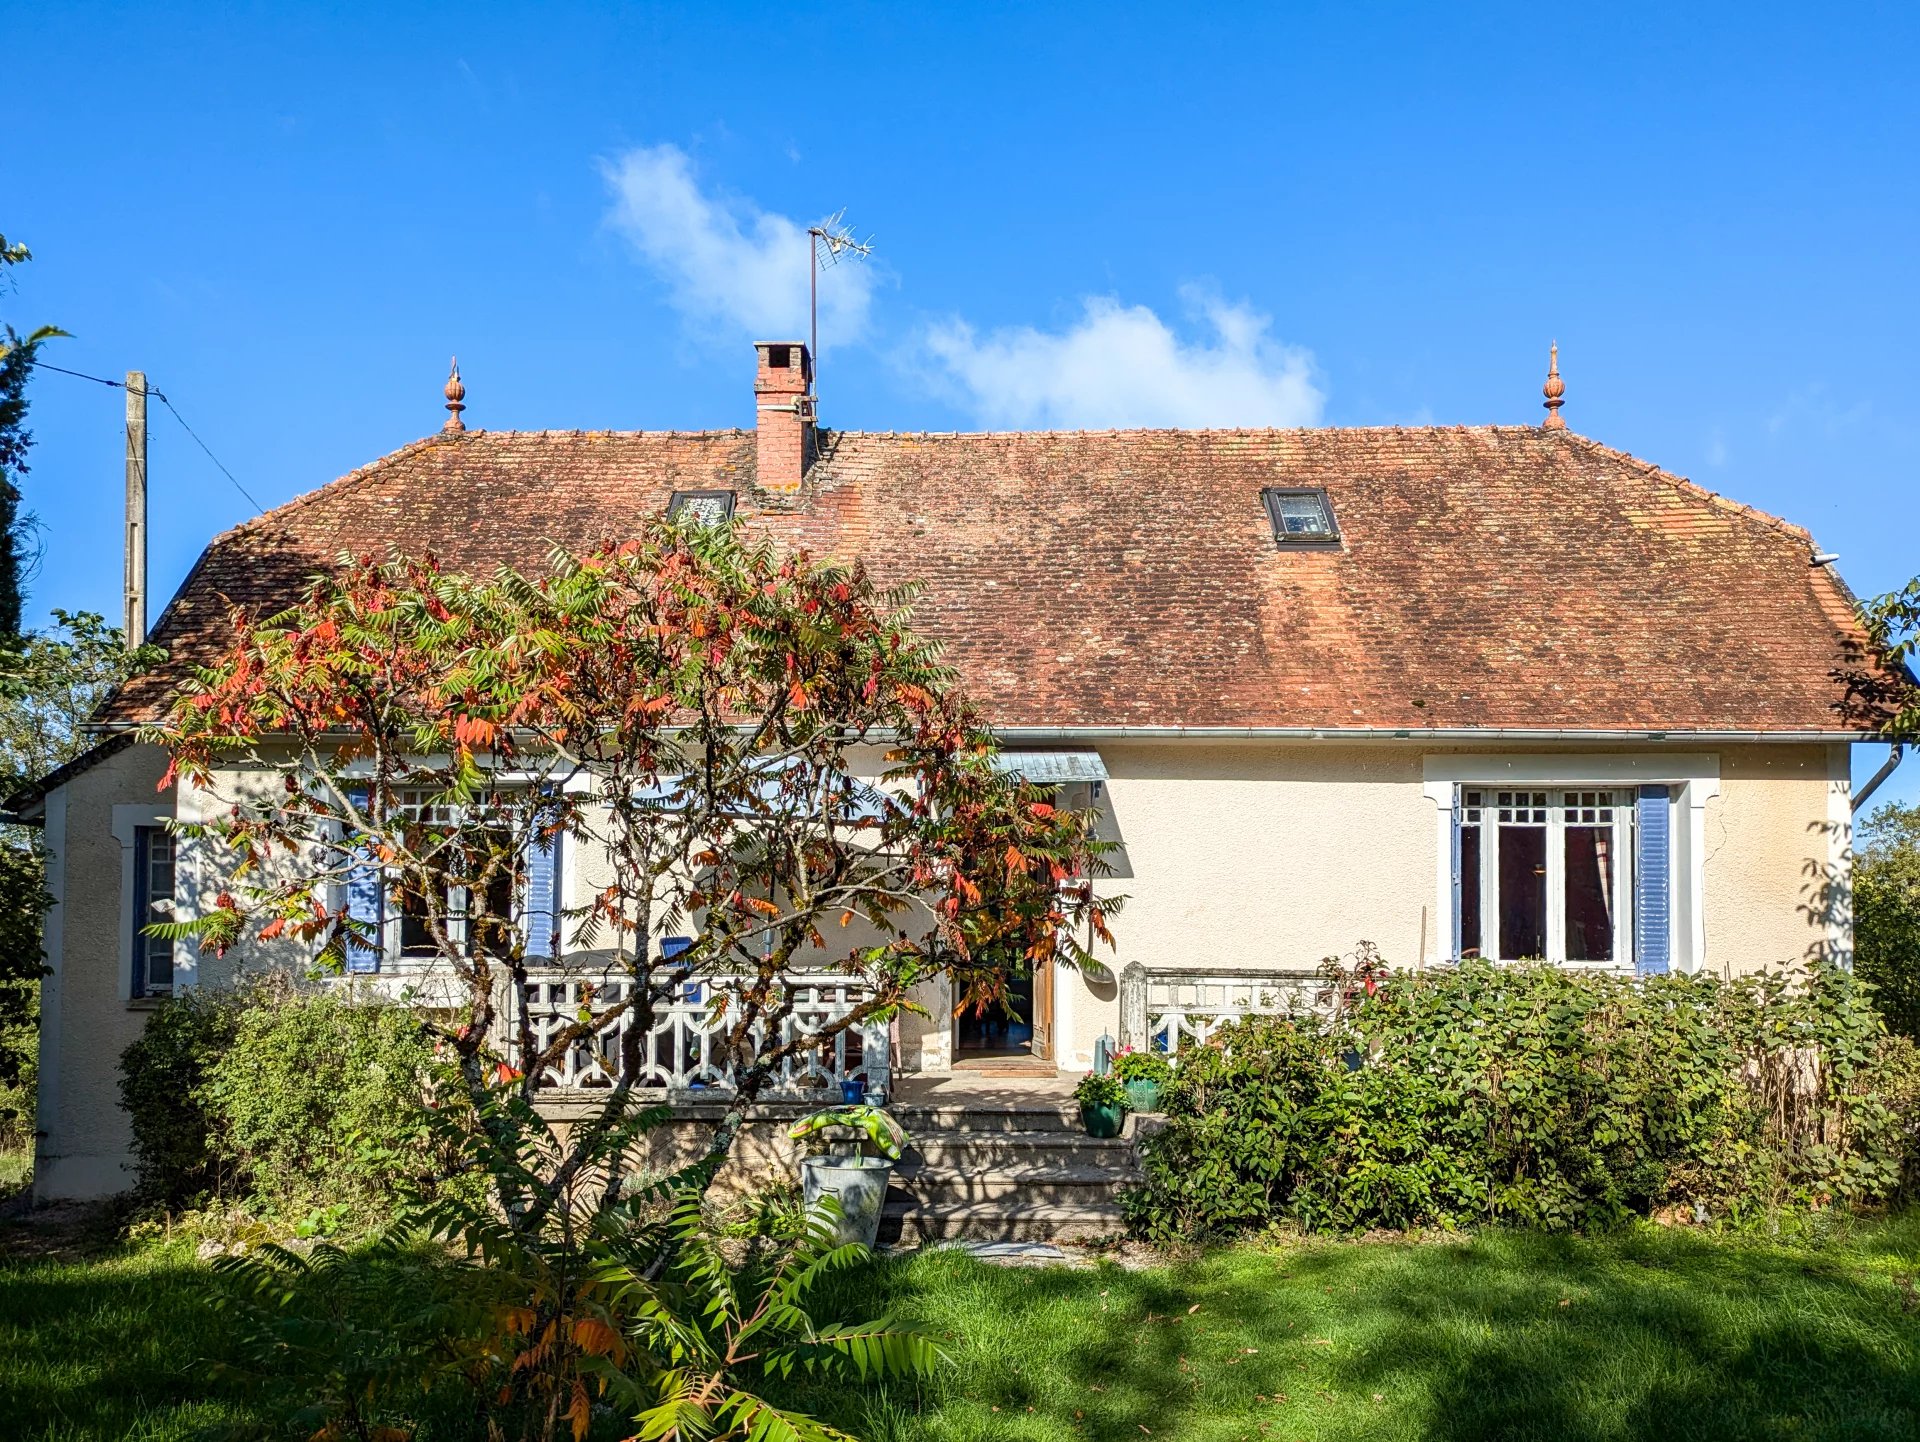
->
[3, 1213, 1919, 1441]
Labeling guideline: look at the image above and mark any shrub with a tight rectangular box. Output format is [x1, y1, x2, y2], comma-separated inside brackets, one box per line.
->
[205, 988, 458, 1228]
[1124, 957, 1913, 1243]
[118, 986, 243, 1209]
[120, 982, 461, 1226]
[1855, 801, 1920, 1040]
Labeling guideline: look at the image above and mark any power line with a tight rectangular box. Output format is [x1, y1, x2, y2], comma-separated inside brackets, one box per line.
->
[27, 358, 132, 390]
[153, 392, 262, 512]
[27, 358, 264, 512]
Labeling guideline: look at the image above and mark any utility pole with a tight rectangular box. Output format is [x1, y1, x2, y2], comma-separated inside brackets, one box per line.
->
[124, 370, 147, 649]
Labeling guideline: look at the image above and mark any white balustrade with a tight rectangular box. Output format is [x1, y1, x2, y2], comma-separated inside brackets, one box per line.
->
[515, 970, 891, 1097]
[1118, 962, 1334, 1057]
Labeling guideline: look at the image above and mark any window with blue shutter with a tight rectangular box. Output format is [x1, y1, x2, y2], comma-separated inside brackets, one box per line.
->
[1449, 798, 1464, 959]
[521, 815, 562, 962]
[1634, 785, 1672, 976]
[344, 786, 383, 973]
[131, 826, 177, 997]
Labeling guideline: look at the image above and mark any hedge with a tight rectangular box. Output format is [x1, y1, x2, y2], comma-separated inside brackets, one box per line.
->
[1123, 958, 1920, 1242]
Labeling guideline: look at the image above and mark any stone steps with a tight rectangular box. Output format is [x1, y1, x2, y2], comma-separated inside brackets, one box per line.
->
[882, 1199, 1128, 1246]
[908, 1129, 1135, 1168]
[891, 1102, 1085, 1134]
[881, 1090, 1139, 1244]
[892, 1160, 1128, 1208]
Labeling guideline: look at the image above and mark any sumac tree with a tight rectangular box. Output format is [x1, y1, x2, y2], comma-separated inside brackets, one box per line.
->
[150, 519, 1117, 1219]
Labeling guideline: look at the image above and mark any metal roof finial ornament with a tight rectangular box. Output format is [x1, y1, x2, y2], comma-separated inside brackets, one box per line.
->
[1542, 342, 1566, 429]
[443, 357, 467, 433]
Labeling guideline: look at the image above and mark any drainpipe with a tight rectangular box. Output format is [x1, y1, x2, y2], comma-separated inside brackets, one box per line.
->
[1853, 743, 1906, 815]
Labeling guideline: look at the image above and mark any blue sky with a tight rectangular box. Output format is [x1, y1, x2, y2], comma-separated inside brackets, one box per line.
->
[5, 2, 1915, 803]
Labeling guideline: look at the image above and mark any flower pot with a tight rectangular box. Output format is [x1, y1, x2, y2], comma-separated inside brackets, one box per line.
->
[799, 1154, 894, 1249]
[839, 1077, 868, 1105]
[1079, 1100, 1127, 1138]
[1121, 1079, 1162, 1114]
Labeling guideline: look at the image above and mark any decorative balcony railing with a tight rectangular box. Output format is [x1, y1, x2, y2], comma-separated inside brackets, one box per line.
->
[514, 969, 891, 1098]
[1117, 961, 1335, 1056]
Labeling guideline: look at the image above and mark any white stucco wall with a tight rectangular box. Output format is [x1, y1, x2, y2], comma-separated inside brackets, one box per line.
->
[1041, 740, 1848, 1069]
[35, 737, 1852, 1197]
[34, 741, 175, 1200]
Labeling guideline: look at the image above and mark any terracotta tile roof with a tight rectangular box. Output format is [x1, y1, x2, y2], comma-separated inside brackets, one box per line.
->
[102, 424, 1886, 734]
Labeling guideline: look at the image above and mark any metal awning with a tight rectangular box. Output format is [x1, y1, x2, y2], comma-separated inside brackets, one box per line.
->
[991, 749, 1109, 784]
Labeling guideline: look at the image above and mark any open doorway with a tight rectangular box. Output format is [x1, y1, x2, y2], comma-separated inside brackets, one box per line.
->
[956, 970, 1035, 1058]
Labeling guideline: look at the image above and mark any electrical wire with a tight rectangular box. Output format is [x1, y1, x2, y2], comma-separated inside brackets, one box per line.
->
[26, 358, 265, 512]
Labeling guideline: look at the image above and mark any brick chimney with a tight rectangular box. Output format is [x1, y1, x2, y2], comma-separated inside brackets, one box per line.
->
[754, 341, 814, 492]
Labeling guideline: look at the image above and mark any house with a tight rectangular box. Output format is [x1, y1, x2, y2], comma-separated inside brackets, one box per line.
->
[17, 342, 1896, 1203]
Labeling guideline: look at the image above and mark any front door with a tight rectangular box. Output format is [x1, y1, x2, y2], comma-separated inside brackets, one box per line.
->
[1031, 961, 1054, 1061]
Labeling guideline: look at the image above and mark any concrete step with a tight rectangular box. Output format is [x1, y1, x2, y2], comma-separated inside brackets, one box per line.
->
[892, 1161, 1130, 1208]
[881, 1199, 1127, 1246]
[906, 1128, 1135, 1168]
[892, 1102, 1093, 1135]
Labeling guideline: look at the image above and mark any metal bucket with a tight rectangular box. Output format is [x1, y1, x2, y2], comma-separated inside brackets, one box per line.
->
[799, 1154, 895, 1249]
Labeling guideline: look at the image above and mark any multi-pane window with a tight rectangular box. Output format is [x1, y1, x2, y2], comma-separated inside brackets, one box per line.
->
[131, 825, 176, 997]
[1458, 789, 1632, 966]
[364, 790, 552, 966]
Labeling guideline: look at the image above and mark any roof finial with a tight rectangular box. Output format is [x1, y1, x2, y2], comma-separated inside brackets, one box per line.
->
[1541, 342, 1566, 429]
[443, 357, 467, 433]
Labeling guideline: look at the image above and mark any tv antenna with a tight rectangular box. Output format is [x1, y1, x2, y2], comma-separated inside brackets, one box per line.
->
[806, 211, 874, 410]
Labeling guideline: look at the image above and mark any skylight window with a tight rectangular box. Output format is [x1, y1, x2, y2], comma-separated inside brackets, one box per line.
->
[1262, 487, 1339, 545]
[667, 489, 737, 527]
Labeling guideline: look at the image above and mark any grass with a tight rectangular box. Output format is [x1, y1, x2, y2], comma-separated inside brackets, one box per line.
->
[0, 1145, 30, 1198]
[789, 1217, 1920, 1442]
[2, 1211, 1919, 1441]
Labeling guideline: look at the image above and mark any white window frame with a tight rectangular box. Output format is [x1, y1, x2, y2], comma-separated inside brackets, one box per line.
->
[1458, 788, 1635, 968]
[374, 787, 560, 970]
[1422, 755, 1720, 975]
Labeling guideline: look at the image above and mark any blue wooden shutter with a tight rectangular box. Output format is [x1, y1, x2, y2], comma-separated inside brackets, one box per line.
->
[521, 813, 561, 962]
[344, 786, 382, 973]
[1449, 796, 1464, 959]
[1634, 785, 1672, 976]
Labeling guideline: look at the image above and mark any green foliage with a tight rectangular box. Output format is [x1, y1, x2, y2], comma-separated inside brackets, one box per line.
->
[1857, 800, 1920, 1039]
[1858, 576, 1920, 745]
[211, 1235, 482, 1442]
[0, 234, 70, 642]
[0, 610, 164, 794]
[117, 985, 462, 1225]
[788, 1104, 907, 1160]
[404, 1083, 936, 1442]
[1072, 1071, 1128, 1109]
[598, 1195, 942, 1442]
[205, 988, 462, 1228]
[117, 988, 243, 1210]
[1125, 957, 1917, 1243]
[0, 839, 45, 1114]
[1109, 1048, 1173, 1086]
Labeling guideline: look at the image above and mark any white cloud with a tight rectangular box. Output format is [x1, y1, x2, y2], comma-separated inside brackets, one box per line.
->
[600, 144, 874, 347]
[921, 288, 1324, 429]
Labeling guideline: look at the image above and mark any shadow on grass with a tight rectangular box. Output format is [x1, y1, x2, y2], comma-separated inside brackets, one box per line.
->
[0, 1233, 260, 1442]
[782, 1217, 1920, 1442]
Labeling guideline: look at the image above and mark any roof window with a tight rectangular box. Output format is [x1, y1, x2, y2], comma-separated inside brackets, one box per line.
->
[667, 489, 737, 527]
[1261, 487, 1339, 546]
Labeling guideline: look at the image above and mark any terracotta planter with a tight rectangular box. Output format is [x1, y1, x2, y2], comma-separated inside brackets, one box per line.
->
[1080, 1100, 1127, 1138]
